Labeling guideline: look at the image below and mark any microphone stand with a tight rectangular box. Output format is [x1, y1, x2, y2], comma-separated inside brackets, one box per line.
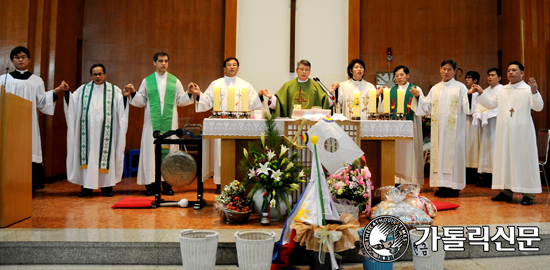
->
[313, 77, 340, 114]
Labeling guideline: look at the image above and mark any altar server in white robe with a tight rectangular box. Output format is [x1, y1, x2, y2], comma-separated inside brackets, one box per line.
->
[472, 68, 502, 187]
[377, 65, 425, 185]
[328, 59, 381, 119]
[464, 71, 481, 183]
[411, 59, 471, 197]
[124, 52, 194, 196]
[0, 46, 69, 191]
[64, 64, 129, 197]
[189, 57, 263, 192]
[473, 61, 543, 206]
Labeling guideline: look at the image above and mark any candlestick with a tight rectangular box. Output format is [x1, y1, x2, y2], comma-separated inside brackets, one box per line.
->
[227, 85, 235, 111]
[397, 88, 405, 114]
[213, 86, 221, 111]
[383, 87, 391, 114]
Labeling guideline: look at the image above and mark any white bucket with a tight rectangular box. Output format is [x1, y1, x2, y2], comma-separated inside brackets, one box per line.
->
[409, 228, 445, 270]
[179, 229, 219, 270]
[234, 231, 276, 270]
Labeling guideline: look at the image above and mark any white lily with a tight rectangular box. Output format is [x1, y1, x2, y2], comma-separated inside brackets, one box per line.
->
[257, 162, 272, 175]
[243, 148, 249, 160]
[247, 169, 255, 178]
[261, 132, 265, 147]
[286, 162, 294, 170]
[267, 150, 276, 161]
[270, 198, 276, 208]
[280, 145, 289, 156]
[298, 170, 306, 178]
[290, 183, 299, 191]
[272, 170, 283, 181]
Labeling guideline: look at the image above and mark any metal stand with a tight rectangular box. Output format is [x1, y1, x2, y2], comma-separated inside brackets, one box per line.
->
[151, 129, 206, 210]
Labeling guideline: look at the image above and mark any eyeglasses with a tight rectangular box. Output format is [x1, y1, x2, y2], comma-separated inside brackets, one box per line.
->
[297, 68, 310, 72]
[13, 55, 28, 60]
[465, 76, 472, 79]
[92, 72, 105, 77]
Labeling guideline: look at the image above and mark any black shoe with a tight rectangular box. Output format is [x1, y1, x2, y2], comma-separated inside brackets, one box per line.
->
[161, 182, 174, 196]
[216, 184, 221, 194]
[434, 187, 447, 197]
[101, 187, 114, 197]
[521, 197, 534, 205]
[145, 183, 159, 196]
[439, 189, 460, 198]
[78, 187, 93, 197]
[492, 192, 513, 202]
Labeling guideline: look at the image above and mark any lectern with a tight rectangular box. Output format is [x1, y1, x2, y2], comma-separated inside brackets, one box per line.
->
[0, 86, 32, 227]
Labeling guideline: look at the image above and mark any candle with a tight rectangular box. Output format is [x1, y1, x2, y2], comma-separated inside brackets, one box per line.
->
[227, 85, 235, 111]
[369, 89, 377, 113]
[383, 87, 391, 114]
[241, 87, 249, 111]
[353, 89, 360, 119]
[213, 85, 221, 111]
[397, 88, 405, 114]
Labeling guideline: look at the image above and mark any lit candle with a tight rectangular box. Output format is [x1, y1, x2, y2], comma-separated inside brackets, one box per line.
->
[227, 85, 235, 111]
[241, 86, 249, 112]
[383, 87, 391, 114]
[353, 89, 360, 119]
[397, 88, 405, 114]
[213, 85, 221, 111]
[369, 89, 377, 113]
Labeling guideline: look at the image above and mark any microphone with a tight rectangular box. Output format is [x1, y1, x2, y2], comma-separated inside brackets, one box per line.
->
[312, 77, 331, 95]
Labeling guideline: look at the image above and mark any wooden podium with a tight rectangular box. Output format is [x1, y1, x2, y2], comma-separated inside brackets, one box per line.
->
[0, 86, 32, 227]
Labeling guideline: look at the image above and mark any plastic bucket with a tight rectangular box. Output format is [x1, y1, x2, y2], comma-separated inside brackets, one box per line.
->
[409, 228, 445, 270]
[358, 227, 394, 270]
[234, 231, 276, 270]
[179, 229, 219, 270]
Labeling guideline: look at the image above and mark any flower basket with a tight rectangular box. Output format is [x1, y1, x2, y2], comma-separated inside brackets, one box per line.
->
[215, 180, 254, 224]
[327, 161, 373, 218]
[215, 202, 253, 224]
[333, 202, 359, 220]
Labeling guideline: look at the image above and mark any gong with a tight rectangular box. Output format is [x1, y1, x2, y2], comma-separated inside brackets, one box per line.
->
[161, 151, 197, 188]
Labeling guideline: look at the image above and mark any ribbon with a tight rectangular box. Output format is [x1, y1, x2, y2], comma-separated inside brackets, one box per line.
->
[314, 228, 342, 270]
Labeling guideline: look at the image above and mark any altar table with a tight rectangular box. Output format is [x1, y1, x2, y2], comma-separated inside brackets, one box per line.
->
[203, 119, 413, 191]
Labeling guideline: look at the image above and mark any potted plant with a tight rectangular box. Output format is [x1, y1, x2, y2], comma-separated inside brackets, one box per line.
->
[326, 159, 373, 219]
[239, 113, 306, 220]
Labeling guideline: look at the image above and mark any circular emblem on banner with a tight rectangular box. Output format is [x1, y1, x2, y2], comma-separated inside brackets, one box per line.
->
[360, 215, 410, 262]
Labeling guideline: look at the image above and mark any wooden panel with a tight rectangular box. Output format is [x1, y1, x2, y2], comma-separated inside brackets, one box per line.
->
[82, 0, 225, 150]
[359, 0, 498, 90]
[220, 139, 236, 188]
[1, 92, 32, 227]
[225, 0, 237, 60]
[348, 0, 361, 63]
[0, 0, 30, 69]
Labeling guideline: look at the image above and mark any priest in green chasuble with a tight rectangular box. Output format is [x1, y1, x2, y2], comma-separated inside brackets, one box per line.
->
[64, 64, 128, 197]
[379, 65, 425, 185]
[124, 52, 194, 196]
[267, 59, 331, 117]
[411, 59, 471, 197]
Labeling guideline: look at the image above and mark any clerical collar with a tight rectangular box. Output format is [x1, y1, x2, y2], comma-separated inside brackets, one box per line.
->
[442, 78, 455, 85]
[398, 82, 410, 89]
[297, 78, 309, 83]
[156, 72, 167, 77]
[224, 75, 238, 81]
[510, 81, 523, 87]
[10, 69, 32, 80]
[351, 78, 363, 82]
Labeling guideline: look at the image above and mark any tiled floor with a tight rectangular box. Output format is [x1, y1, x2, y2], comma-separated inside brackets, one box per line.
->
[6, 177, 550, 229]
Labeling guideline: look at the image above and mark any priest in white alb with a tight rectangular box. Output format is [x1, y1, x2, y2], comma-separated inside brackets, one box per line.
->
[464, 71, 481, 184]
[473, 61, 543, 206]
[64, 64, 129, 197]
[124, 52, 194, 196]
[411, 59, 471, 197]
[0, 46, 69, 192]
[188, 57, 263, 192]
[328, 59, 381, 119]
[472, 68, 503, 187]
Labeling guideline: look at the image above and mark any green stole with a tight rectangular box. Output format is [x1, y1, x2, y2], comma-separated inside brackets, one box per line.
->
[274, 79, 330, 118]
[146, 72, 176, 160]
[79, 81, 115, 173]
[390, 83, 416, 120]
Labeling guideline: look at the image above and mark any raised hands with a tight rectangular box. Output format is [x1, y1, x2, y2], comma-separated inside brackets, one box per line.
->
[329, 82, 340, 94]
[376, 86, 384, 98]
[469, 84, 483, 95]
[123, 84, 136, 97]
[409, 86, 421, 97]
[187, 82, 200, 95]
[259, 89, 273, 98]
[528, 77, 538, 94]
[54, 80, 70, 95]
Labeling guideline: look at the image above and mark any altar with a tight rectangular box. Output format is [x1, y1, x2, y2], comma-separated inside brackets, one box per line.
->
[203, 118, 413, 193]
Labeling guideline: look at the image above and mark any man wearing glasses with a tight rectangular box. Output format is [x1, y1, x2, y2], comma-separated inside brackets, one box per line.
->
[0, 46, 69, 192]
[266, 59, 331, 118]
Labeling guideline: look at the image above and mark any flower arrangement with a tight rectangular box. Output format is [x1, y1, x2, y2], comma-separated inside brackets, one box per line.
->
[240, 113, 306, 219]
[326, 159, 373, 213]
[215, 180, 254, 224]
